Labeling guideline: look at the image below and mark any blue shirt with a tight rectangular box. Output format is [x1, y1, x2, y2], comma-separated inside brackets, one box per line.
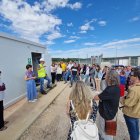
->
[120, 76, 126, 85]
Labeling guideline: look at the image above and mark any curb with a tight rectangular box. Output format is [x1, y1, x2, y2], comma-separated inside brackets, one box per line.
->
[17, 84, 68, 140]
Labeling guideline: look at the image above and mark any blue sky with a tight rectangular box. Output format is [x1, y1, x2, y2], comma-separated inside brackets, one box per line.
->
[0, 0, 140, 58]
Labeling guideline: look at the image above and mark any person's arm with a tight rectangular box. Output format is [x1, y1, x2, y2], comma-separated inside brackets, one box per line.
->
[24, 75, 32, 81]
[122, 88, 138, 107]
[94, 95, 100, 100]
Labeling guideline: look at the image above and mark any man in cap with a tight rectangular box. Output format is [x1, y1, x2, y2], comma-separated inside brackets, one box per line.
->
[37, 58, 51, 94]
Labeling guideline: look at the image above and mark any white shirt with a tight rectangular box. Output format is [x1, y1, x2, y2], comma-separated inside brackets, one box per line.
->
[0, 78, 5, 101]
[67, 64, 73, 70]
[51, 66, 56, 73]
[86, 67, 90, 75]
[57, 67, 62, 74]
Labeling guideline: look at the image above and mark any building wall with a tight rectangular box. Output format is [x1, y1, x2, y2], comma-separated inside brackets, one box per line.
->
[0, 36, 49, 107]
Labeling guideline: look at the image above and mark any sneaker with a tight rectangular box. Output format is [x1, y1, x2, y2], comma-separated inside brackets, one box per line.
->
[47, 86, 52, 88]
[0, 126, 7, 131]
[41, 91, 47, 94]
[31, 100, 36, 103]
[34, 99, 37, 101]
[28, 100, 32, 102]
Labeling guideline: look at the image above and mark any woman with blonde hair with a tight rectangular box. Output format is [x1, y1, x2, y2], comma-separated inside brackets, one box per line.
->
[67, 81, 98, 140]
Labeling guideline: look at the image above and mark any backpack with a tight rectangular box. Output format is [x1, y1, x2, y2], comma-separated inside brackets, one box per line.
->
[70, 100, 99, 140]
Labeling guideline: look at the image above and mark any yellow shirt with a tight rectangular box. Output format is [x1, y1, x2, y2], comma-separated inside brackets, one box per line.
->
[61, 63, 66, 72]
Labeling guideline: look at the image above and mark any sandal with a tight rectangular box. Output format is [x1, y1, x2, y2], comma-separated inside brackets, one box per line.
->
[0, 126, 8, 131]
[4, 121, 9, 125]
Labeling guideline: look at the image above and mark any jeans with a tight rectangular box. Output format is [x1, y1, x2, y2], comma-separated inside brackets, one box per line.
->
[70, 75, 77, 86]
[39, 76, 51, 92]
[45, 76, 51, 87]
[39, 78, 44, 92]
[65, 70, 71, 82]
[124, 115, 139, 140]
[62, 71, 66, 81]
[84, 74, 89, 84]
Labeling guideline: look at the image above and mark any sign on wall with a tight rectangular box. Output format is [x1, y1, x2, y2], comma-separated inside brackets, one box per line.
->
[28, 58, 32, 64]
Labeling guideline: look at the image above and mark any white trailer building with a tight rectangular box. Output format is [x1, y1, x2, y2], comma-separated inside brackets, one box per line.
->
[0, 32, 52, 107]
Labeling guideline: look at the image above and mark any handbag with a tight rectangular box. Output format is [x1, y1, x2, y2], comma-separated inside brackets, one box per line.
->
[105, 119, 117, 136]
[0, 83, 6, 91]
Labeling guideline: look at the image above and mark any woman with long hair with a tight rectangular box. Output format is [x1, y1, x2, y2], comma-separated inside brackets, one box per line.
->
[67, 81, 98, 140]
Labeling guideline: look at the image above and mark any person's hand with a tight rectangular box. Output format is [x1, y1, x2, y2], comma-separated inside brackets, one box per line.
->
[31, 77, 36, 80]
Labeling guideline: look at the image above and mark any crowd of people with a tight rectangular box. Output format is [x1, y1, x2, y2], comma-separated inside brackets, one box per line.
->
[0, 58, 140, 140]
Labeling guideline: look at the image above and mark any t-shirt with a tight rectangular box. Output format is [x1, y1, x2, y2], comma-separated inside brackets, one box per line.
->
[71, 66, 78, 75]
[98, 86, 120, 120]
[120, 76, 126, 85]
[25, 71, 35, 78]
[61, 63, 66, 72]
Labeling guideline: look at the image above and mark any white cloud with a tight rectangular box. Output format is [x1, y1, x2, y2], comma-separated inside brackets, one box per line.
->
[0, 0, 82, 44]
[51, 37, 140, 58]
[47, 31, 63, 41]
[67, 2, 82, 10]
[67, 22, 73, 27]
[98, 20, 107, 26]
[0, 0, 62, 43]
[42, 0, 82, 12]
[84, 42, 99, 46]
[70, 36, 80, 39]
[79, 19, 96, 33]
[64, 39, 76, 43]
[103, 37, 140, 48]
[129, 16, 140, 22]
[79, 31, 87, 34]
[87, 3, 93, 8]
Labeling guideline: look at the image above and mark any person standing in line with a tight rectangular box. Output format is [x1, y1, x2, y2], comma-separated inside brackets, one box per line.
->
[61, 61, 67, 81]
[0, 71, 8, 131]
[121, 68, 140, 140]
[84, 65, 90, 84]
[65, 61, 73, 84]
[119, 70, 126, 97]
[94, 70, 120, 140]
[89, 64, 96, 90]
[101, 66, 108, 91]
[25, 64, 37, 102]
[51, 63, 57, 85]
[95, 65, 103, 93]
[67, 81, 98, 140]
[70, 63, 78, 87]
[80, 64, 86, 80]
[56, 64, 62, 82]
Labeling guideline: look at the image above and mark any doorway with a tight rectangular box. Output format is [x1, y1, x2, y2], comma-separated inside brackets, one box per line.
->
[31, 52, 41, 85]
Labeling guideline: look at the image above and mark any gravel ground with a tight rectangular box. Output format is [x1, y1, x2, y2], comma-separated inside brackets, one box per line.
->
[19, 85, 129, 140]
[19, 85, 71, 140]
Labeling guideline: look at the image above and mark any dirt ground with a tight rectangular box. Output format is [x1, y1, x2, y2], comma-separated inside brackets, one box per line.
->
[19, 85, 129, 140]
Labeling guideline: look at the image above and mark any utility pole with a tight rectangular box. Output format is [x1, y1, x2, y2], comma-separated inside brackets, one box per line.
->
[115, 46, 118, 65]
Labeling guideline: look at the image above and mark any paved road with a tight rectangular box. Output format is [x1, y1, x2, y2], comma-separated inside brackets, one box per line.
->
[19, 85, 129, 140]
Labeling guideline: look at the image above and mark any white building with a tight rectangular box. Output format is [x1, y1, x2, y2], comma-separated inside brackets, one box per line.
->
[0, 32, 52, 107]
